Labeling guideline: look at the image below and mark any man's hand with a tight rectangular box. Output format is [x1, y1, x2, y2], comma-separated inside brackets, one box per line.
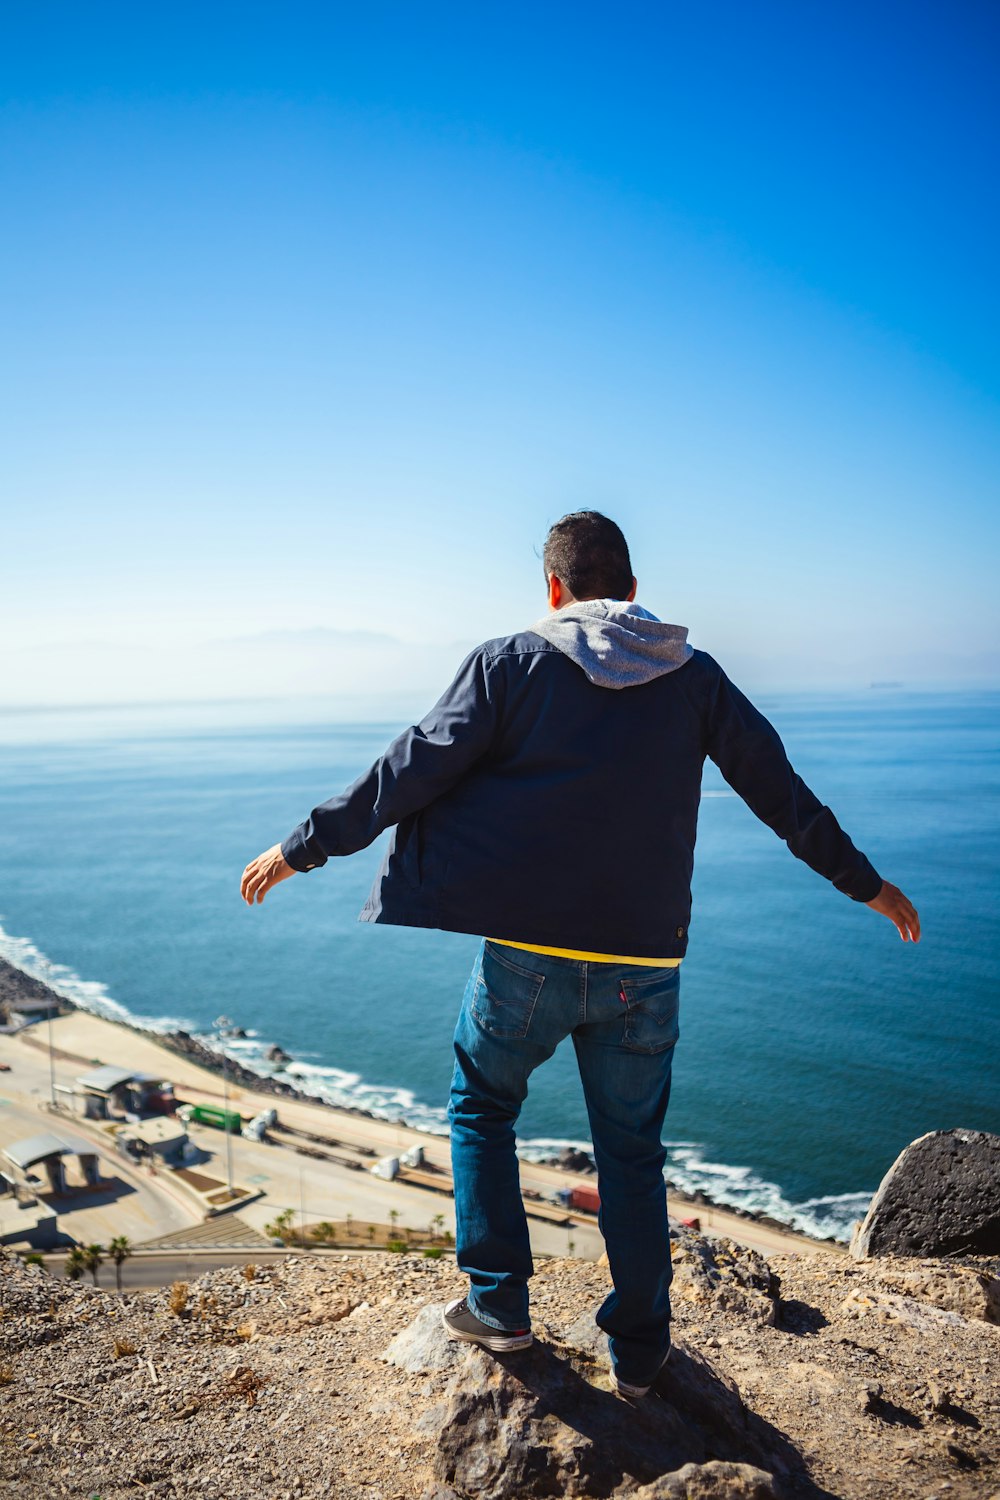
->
[241, 844, 296, 906]
[866, 880, 921, 943]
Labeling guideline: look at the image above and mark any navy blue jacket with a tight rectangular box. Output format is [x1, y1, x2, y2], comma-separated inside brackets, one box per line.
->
[281, 629, 882, 960]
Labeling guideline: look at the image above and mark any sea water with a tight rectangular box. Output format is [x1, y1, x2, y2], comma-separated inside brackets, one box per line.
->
[1, 690, 997, 1242]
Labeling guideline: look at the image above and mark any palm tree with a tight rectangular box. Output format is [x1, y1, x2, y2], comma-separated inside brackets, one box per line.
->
[388, 1209, 399, 1235]
[430, 1213, 445, 1243]
[65, 1247, 87, 1281]
[367, 1224, 377, 1245]
[109, 1235, 132, 1292]
[345, 1212, 353, 1241]
[82, 1244, 104, 1286]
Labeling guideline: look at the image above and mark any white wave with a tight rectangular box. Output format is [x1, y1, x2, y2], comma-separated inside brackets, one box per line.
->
[664, 1142, 872, 1242]
[515, 1136, 870, 1241]
[188, 1028, 453, 1135]
[0, 918, 199, 1035]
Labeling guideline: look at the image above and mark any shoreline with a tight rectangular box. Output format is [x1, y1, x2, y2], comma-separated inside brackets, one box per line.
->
[0, 954, 842, 1251]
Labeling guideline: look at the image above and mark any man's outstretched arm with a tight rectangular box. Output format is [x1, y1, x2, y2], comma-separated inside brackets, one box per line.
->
[241, 646, 501, 906]
[703, 661, 920, 942]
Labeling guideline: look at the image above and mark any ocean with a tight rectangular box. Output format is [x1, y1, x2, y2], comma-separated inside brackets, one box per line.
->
[1, 689, 997, 1243]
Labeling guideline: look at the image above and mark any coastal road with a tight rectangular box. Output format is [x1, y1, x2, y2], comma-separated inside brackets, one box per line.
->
[35, 1247, 385, 1290]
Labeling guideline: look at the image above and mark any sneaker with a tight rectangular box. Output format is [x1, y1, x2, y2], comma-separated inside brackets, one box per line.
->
[441, 1296, 533, 1352]
[608, 1344, 672, 1399]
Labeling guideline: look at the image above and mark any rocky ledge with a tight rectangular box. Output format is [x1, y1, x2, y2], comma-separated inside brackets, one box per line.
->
[2, 1231, 998, 1500]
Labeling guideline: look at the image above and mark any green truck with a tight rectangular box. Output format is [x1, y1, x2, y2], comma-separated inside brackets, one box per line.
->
[178, 1103, 242, 1132]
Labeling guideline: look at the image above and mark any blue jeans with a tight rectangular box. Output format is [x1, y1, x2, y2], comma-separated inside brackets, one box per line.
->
[448, 939, 680, 1386]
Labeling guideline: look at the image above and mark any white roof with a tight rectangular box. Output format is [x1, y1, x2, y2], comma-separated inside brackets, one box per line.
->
[76, 1065, 146, 1093]
[3, 1132, 96, 1169]
[120, 1117, 187, 1145]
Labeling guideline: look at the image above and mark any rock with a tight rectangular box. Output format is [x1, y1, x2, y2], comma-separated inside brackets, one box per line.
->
[265, 1043, 292, 1064]
[562, 1309, 608, 1360]
[669, 1231, 780, 1325]
[858, 1381, 884, 1415]
[875, 1261, 1000, 1325]
[839, 1288, 967, 1333]
[925, 1379, 953, 1414]
[630, 1461, 778, 1498]
[387, 1307, 773, 1498]
[560, 1315, 750, 1454]
[851, 1129, 1000, 1259]
[381, 1304, 462, 1373]
[557, 1147, 595, 1173]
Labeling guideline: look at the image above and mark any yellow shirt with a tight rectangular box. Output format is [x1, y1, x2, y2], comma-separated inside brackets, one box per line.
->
[489, 939, 681, 969]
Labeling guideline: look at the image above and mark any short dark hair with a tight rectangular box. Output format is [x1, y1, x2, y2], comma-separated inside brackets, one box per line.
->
[542, 511, 633, 601]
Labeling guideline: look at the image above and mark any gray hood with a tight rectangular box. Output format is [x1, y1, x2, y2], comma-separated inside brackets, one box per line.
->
[529, 599, 693, 689]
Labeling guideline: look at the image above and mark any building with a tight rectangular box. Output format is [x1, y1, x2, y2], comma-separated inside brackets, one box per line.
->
[71, 1065, 175, 1119]
[117, 1115, 189, 1167]
[1, 1131, 102, 1197]
[3, 996, 63, 1031]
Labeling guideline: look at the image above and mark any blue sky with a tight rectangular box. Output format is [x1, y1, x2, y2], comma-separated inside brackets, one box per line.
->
[2, 2, 998, 708]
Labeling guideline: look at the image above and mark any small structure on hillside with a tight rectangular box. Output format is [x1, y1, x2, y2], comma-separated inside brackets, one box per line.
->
[1, 1131, 101, 1196]
[4, 995, 63, 1030]
[117, 1115, 189, 1167]
[74, 1065, 175, 1119]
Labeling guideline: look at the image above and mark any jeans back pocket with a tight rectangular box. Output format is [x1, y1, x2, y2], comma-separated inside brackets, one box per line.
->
[619, 968, 681, 1054]
[471, 942, 546, 1039]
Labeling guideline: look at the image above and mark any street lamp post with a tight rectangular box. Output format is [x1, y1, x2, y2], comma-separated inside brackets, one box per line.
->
[47, 1007, 57, 1109]
[214, 1014, 235, 1196]
[299, 1166, 306, 1248]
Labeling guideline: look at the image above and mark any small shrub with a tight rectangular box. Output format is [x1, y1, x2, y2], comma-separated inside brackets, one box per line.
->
[264, 1208, 295, 1243]
[22, 1253, 45, 1268]
[112, 1337, 136, 1359]
[241, 1264, 256, 1282]
[386, 1239, 407, 1253]
[423, 1246, 443, 1260]
[197, 1291, 218, 1321]
[0, 1366, 14, 1386]
[168, 1281, 189, 1318]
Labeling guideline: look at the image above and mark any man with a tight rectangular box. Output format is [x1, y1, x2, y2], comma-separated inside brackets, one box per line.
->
[241, 511, 919, 1398]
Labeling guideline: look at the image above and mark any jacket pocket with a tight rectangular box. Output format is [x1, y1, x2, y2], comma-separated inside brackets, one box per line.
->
[471, 942, 546, 1039]
[619, 968, 681, 1054]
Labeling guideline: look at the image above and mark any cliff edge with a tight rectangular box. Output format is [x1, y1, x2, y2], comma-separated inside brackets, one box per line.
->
[1, 1231, 998, 1500]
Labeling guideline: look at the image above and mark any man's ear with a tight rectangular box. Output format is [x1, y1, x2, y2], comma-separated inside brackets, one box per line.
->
[548, 574, 564, 610]
[627, 576, 637, 602]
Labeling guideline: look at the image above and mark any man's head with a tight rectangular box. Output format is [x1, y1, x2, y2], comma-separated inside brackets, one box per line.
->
[542, 511, 636, 610]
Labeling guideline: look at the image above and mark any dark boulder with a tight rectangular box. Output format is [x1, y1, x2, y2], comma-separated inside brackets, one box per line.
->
[557, 1147, 595, 1174]
[851, 1128, 1000, 1259]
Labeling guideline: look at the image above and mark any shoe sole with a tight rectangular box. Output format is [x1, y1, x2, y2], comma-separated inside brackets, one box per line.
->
[441, 1307, 533, 1352]
[609, 1345, 672, 1398]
